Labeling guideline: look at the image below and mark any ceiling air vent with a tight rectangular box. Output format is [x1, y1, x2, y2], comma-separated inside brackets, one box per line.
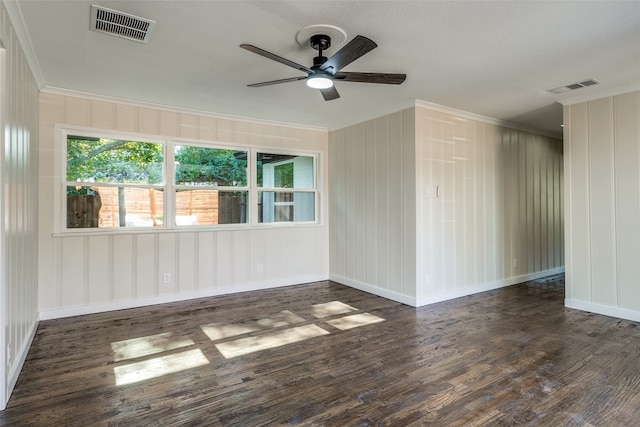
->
[547, 79, 601, 95]
[90, 5, 155, 43]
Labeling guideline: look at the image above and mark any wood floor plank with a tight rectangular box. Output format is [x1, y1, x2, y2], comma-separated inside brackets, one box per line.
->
[2, 276, 640, 426]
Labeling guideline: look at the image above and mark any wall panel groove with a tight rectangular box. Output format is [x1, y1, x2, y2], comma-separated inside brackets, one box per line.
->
[564, 90, 640, 321]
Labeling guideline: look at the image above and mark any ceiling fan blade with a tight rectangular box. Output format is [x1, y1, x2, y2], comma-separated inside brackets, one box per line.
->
[334, 72, 407, 85]
[247, 76, 308, 87]
[319, 35, 377, 73]
[320, 86, 340, 101]
[240, 44, 313, 74]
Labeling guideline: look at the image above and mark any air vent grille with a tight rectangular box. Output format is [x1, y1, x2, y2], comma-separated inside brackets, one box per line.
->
[90, 5, 155, 43]
[548, 79, 600, 95]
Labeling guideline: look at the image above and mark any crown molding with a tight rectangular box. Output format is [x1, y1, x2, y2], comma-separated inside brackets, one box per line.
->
[414, 99, 560, 139]
[2, 0, 45, 88]
[40, 86, 329, 132]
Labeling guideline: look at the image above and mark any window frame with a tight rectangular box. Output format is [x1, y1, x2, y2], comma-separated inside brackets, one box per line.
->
[56, 126, 320, 234]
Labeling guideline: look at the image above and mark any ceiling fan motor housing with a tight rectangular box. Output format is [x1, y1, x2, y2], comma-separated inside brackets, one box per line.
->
[310, 34, 331, 51]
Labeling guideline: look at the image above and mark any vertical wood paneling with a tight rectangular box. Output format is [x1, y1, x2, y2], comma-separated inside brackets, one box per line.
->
[353, 124, 367, 283]
[588, 98, 616, 306]
[216, 231, 233, 287]
[249, 229, 266, 282]
[364, 120, 377, 285]
[64, 96, 90, 126]
[375, 116, 389, 289]
[90, 100, 115, 129]
[178, 233, 197, 292]
[564, 90, 640, 319]
[197, 232, 216, 290]
[401, 111, 416, 298]
[333, 128, 346, 277]
[388, 112, 403, 294]
[87, 236, 111, 304]
[1, 5, 40, 407]
[137, 107, 158, 134]
[135, 234, 157, 298]
[613, 92, 640, 310]
[329, 109, 416, 297]
[112, 235, 134, 301]
[115, 104, 137, 132]
[158, 234, 177, 294]
[61, 237, 85, 307]
[344, 126, 355, 280]
[414, 106, 563, 300]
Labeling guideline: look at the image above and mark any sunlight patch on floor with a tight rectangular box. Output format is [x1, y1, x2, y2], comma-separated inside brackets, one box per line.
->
[326, 313, 385, 330]
[311, 301, 358, 318]
[114, 349, 209, 386]
[111, 332, 195, 361]
[200, 310, 306, 341]
[215, 324, 330, 358]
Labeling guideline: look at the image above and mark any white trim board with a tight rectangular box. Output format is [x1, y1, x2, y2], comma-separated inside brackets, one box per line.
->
[330, 274, 418, 307]
[6, 319, 38, 405]
[39, 274, 329, 320]
[332, 268, 565, 308]
[565, 299, 640, 323]
[416, 268, 565, 307]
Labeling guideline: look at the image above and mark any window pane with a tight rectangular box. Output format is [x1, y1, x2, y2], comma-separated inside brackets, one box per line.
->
[67, 186, 163, 228]
[259, 191, 315, 223]
[176, 190, 247, 225]
[175, 146, 247, 187]
[257, 153, 314, 189]
[67, 136, 163, 184]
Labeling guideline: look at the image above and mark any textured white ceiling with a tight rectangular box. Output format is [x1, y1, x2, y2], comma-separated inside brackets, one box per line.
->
[11, 1, 640, 137]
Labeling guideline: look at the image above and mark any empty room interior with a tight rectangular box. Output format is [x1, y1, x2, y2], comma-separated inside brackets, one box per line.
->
[1, 1, 640, 425]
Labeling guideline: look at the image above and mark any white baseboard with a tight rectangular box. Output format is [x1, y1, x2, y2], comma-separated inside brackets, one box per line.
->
[416, 268, 565, 306]
[6, 316, 38, 402]
[331, 268, 565, 308]
[39, 274, 329, 320]
[329, 274, 418, 306]
[565, 299, 640, 323]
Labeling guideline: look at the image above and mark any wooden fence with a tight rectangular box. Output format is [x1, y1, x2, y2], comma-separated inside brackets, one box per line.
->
[67, 187, 246, 228]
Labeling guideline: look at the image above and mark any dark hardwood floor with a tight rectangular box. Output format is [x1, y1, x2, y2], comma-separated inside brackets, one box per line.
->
[2, 276, 640, 426]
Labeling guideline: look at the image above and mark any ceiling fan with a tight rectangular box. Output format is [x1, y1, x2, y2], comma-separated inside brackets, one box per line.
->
[240, 34, 406, 101]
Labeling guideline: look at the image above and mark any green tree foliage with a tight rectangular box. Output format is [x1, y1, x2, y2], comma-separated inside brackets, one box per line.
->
[174, 146, 247, 186]
[67, 137, 248, 189]
[67, 136, 163, 185]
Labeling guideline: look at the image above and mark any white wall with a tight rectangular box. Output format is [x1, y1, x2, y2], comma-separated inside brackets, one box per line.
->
[38, 91, 329, 319]
[328, 109, 417, 304]
[329, 103, 564, 306]
[0, 3, 40, 410]
[563, 90, 640, 321]
[415, 103, 564, 305]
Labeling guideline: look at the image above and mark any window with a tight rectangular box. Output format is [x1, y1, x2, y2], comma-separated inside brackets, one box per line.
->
[66, 136, 164, 228]
[174, 145, 248, 225]
[257, 152, 316, 223]
[63, 131, 318, 231]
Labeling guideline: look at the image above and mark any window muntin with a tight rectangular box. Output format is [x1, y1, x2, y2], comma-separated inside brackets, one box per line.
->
[63, 131, 318, 231]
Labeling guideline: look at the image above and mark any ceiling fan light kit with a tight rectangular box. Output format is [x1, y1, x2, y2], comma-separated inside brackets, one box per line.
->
[307, 75, 333, 89]
[241, 27, 406, 101]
